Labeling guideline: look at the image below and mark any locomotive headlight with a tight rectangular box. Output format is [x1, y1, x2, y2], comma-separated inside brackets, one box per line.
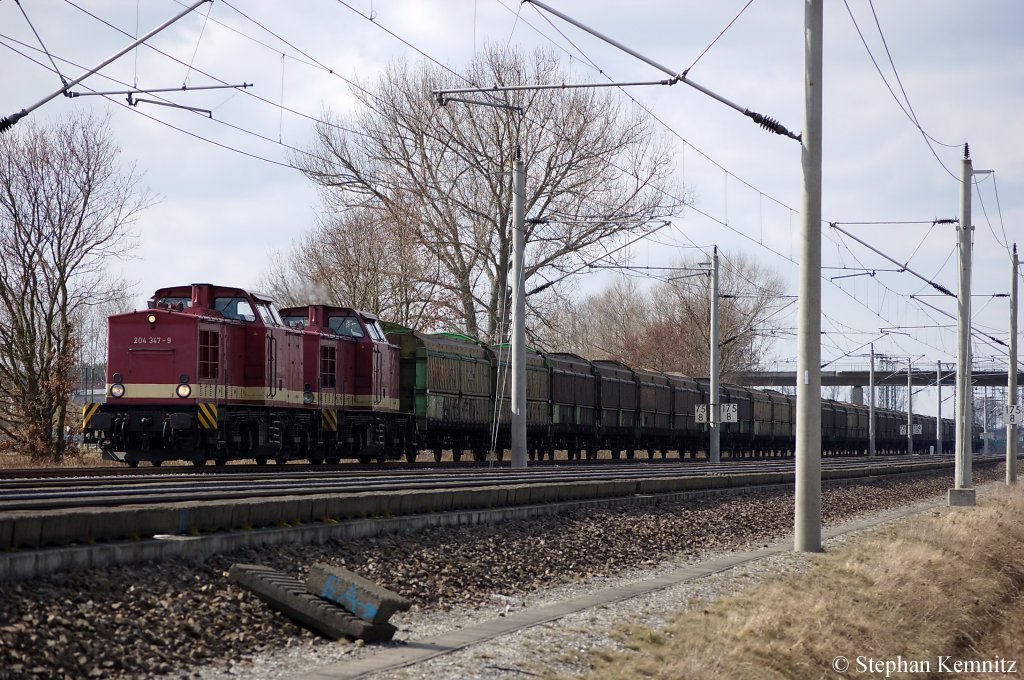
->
[175, 383, 192, 399]
[147, 313, 157, 325]
[303, 390, 315, 405]
[109, 383, 126, 398]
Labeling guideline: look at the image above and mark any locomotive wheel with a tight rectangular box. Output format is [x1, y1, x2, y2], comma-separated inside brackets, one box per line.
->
[326, 456, 340, 465]
[215, 456, 228, 466]
[405, 450, 416, 464]
[357, 455, 371, 464]
[254, 457, 268, 466]
[274, 458, 286, 466]
[452, 450, 462, 462]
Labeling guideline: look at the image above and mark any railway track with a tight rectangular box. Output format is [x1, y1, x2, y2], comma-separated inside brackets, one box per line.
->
[0, 454, 982, 512]
[0, 454, 1006, 581]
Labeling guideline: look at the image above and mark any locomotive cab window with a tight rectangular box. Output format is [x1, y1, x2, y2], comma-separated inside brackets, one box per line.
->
[199, 330, 220, 380]
[157, 296, 191, 310]
[214, 297, 256, 322]
[328, 315, 364, 338]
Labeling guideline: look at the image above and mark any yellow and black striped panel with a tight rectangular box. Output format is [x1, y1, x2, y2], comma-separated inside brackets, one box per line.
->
[197, 402, 218, 429]
[82, 403, 100, 429]
[321, 408, 338, 432]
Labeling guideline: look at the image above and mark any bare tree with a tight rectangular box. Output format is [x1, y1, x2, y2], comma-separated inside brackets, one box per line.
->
[0, 113, 150, 461]
[260, 205, 447, 328]
[292, 44, 683, 340]
[540, 252, 786, 379]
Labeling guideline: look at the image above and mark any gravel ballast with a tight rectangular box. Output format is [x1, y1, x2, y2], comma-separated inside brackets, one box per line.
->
[0, 466, 1005, 679]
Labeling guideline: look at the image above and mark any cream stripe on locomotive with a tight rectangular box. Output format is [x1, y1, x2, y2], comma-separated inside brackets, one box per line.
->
[106, 383, 399, 410]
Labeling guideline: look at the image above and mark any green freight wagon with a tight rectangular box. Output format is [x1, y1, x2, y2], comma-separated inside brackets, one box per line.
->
[382, 324, 492, 461]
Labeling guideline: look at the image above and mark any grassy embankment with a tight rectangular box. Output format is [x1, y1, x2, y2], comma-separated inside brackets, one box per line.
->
[587, 486, 1024, 680]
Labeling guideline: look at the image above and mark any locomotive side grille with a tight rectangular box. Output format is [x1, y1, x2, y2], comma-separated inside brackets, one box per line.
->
[197, 402, 218, 429]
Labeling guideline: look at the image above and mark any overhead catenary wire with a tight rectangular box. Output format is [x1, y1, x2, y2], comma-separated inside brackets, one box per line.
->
[24, 1, 995, 372]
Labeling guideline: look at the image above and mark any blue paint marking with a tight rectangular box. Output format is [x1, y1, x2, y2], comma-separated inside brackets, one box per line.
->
[319, 576, 379, 620]
[178, 509, 188, 534]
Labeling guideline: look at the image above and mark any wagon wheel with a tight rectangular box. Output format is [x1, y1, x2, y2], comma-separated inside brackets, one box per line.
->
[254, 457, 268, 466]
[192, 459, 207, 467]
[151, 460, 163, 467]
[433, 449, 442, 462]
[127, 460, 139, 468]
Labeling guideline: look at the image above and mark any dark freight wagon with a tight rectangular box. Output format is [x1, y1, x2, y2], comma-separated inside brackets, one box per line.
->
[546, 352, 597, 459]
[490, 344, 550, 457]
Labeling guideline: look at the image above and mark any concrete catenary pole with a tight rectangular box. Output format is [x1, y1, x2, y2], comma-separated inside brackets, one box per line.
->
[511, 149, 527, 469]
[907, 357, 913, 455]
[950, 146, 975, 506]
[936, 360, 942, 456]
[795, 0, 823, 552]
[709, 246, 721, 463]
[869, 343, 875, 458]
[1008, 243, 1018, 484]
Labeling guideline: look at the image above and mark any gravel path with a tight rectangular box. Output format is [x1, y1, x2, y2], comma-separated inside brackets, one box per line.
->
[0, 466, 1005, 679]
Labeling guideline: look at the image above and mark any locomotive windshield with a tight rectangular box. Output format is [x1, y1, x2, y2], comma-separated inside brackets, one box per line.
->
[327, 315, 364, 337]
[255, 302, 284, 326]
[367, 320, 387, 342]
[214, 296, 256, 322]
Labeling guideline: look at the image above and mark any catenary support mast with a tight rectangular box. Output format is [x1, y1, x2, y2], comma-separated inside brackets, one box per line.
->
[795, 0, 823, 552]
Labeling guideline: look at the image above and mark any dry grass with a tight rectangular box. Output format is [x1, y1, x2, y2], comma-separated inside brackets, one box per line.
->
[584, 487, 1024, 680]
[0, 446, 122, 469]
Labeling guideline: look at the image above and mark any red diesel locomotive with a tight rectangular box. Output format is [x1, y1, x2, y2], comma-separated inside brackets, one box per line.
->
[86, 283, 409, 466]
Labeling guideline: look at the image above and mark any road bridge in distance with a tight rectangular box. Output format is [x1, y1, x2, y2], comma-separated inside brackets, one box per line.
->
[734, 370, 1020, 389]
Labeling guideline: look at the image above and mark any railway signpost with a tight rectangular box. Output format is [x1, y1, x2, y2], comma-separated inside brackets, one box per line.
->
[1007, 404, 1023, 426]
[695, 404, 708, 424]
[721, 403, 738, 423]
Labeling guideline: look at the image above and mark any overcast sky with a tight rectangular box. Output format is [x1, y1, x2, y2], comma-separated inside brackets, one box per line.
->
[2, 0, 1022, 417]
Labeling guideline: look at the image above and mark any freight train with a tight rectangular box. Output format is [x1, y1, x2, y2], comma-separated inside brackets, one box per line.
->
[83, 283, 974, 466]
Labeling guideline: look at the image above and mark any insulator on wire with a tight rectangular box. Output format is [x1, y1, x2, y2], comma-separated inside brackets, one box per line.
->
[0, 110, 27, 134]
[746, 110, 801, 141]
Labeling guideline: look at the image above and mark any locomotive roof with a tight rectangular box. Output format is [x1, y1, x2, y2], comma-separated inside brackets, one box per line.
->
[150, 284, 278, 305]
